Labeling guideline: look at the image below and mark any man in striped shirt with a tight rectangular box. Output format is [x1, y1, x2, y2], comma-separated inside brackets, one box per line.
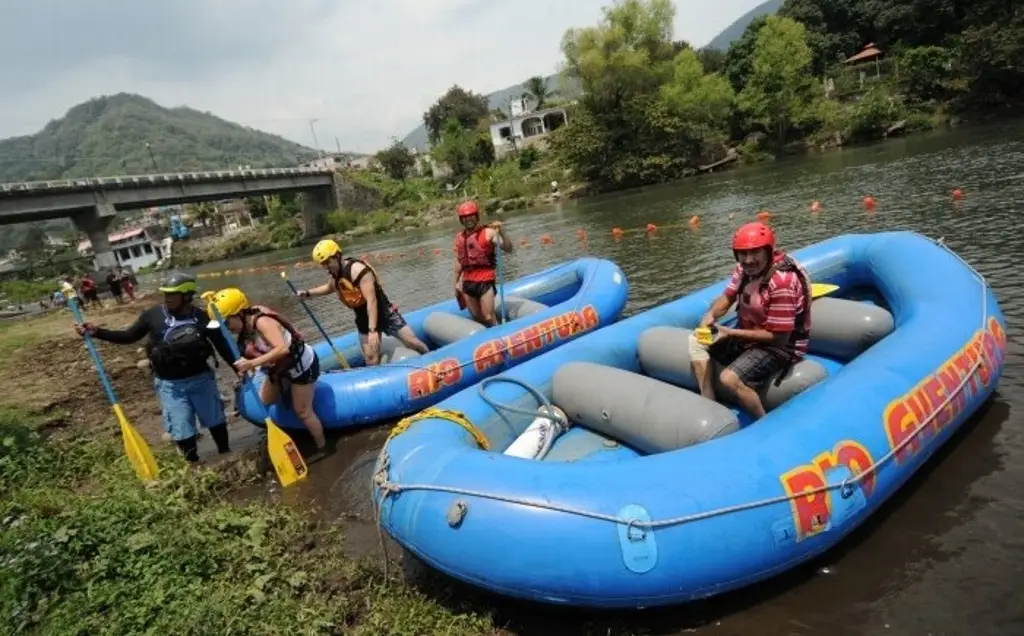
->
[693, 222, 812, 418]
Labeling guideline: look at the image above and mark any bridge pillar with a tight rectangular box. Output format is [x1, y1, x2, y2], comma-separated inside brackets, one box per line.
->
[301, 186, 335, 237]
[72, 202, 118, 270]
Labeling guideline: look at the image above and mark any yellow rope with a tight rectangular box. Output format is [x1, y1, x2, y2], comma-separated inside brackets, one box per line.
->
[386, 407, 491, 450]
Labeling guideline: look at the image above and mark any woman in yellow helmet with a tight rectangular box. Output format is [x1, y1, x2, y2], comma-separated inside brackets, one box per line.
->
[208, 288, 327, 454]
[297, 238, 429, 365]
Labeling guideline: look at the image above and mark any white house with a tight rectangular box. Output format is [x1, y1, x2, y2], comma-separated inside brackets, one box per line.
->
[488, 104, 570, 158]
[77, 227, 166, 271]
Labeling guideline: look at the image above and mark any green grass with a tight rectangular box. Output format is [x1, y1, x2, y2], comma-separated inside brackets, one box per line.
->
[0, 407, 500, 636]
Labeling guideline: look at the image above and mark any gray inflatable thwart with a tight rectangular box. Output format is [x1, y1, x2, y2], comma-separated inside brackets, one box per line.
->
[378, 336, 422, 364]
[424, 312, 486, 347]
[637, 326, 701, 391]
[496, 295, 548, 321]
[808, 297, 895, 359]
[552, 361, 740, 454]
[637, 326, 829, 411]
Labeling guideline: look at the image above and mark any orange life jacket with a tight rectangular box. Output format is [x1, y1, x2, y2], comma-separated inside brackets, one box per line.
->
[455, 227, 496, 282]
[333, 258, 383, 309]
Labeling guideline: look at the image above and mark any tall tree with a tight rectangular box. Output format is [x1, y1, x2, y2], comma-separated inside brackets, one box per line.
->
[737, 16, 817, 146]
[723, 16, 769, 92]
[423, 86, 490, 144]
[375, 140, 415, 180]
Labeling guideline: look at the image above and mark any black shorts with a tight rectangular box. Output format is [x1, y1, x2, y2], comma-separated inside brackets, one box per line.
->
[272, 353, 320, 390]
[462, 281, 496, 299]
[708, 339, 787, 388]
[354, 304, 408, 336]
[289, 354, 320, 385]
[83, 289, 100, 302]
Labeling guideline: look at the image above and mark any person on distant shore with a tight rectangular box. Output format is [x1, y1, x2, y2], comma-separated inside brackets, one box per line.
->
[298, 239, 429, 366]
[118, 266, 136, 301]
[74, 272, 235, 463]
[691, 222, 813, 419]
[207, 287, 327, 459]
[453, 200, 513, 326]
[106, 269, 124, 304]
[79, 274, 102, 309]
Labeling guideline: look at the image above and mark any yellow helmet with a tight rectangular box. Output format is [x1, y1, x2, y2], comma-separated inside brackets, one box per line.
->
[312, 239, 341, 264]
[206, 288, 250, 320]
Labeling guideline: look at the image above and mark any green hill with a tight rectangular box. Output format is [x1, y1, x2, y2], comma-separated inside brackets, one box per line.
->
[0, 93, 317, 183]
[705, 0, 784, 51]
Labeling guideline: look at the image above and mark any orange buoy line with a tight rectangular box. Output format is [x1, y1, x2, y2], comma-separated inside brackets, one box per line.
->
[191, 189, 966, 279]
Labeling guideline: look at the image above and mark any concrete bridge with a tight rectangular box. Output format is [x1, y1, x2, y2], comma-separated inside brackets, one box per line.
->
[0, 167, 339, 268]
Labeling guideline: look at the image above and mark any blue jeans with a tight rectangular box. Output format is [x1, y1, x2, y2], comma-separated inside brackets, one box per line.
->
[153, 371, 226, 441]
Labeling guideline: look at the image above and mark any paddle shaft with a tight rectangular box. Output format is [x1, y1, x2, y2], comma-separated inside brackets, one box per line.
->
[69, 299, 120, 406]
[208, 304, 264, 408]
[282, 276, 349, 369]
[495, 231, 507, 325]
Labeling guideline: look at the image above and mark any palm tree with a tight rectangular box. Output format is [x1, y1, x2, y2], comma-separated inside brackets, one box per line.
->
[521, 75, 557, 111]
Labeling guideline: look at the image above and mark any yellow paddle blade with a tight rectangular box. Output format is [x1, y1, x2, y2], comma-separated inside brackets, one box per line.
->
[811, 283, 839, 299]
[266, 418, 308, 487]
[113, 404, 159, 482]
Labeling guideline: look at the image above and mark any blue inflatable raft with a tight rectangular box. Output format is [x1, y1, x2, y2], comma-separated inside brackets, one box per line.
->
[372, 231, 1008, 608]
[238, 257, 629, 431]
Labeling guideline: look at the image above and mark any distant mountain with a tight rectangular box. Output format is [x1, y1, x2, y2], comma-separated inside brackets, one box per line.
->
[400, 74, 582, 151]
[704, 0, 784, 51]
[0, 93, 318, 183]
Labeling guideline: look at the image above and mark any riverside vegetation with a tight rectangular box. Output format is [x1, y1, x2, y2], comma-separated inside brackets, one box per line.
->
[0, 306, 503, 636]
[173, 0, 1022, 267]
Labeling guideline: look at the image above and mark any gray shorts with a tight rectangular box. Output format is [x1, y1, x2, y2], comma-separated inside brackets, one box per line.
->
[708, 339, 787, 387]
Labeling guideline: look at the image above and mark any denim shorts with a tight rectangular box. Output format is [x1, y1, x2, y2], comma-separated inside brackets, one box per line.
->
[153, 371, 226, 441]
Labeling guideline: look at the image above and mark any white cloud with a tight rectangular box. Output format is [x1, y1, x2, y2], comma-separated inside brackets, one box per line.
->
[0, 0, 766, 155]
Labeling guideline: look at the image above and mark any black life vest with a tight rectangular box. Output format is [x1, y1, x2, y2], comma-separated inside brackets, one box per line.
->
[148, 307, 214, 371]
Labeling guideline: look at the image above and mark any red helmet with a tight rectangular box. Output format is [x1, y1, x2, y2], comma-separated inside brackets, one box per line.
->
[732, 222, 775, 252]
[456, 200, 479, 217]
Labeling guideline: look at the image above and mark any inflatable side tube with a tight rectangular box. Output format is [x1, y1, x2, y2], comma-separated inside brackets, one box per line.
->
[423, 312, 486, 347]
[552, 361, 739, 454]
[497, 295, 548, 321]
[809, 297, 895, 360]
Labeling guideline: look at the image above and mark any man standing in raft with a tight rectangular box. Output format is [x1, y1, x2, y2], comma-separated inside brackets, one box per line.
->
[692, 222, 812, 418]
[297, 239, 429, 366]
[453, 200, 514, 326]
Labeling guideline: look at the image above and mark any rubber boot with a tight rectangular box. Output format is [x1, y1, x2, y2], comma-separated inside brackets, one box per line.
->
[208, 423, 231, 454]
[175, 435, 199, 463]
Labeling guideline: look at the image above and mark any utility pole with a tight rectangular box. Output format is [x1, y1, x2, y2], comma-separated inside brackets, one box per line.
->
[308, 119, 323, 158]
[144, 142, 159, 172]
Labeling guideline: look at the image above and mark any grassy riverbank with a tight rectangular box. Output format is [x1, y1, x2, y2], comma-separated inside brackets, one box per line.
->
[0, 305, 502, 635]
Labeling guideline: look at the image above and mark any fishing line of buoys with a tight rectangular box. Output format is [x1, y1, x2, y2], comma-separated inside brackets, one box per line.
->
[193, 189, 965, 279]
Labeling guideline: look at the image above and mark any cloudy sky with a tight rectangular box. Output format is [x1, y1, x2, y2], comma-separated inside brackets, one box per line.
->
[1, 0, 764, 153]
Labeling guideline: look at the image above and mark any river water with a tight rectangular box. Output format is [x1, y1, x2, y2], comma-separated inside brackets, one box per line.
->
[178, 120, 1023, 635]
